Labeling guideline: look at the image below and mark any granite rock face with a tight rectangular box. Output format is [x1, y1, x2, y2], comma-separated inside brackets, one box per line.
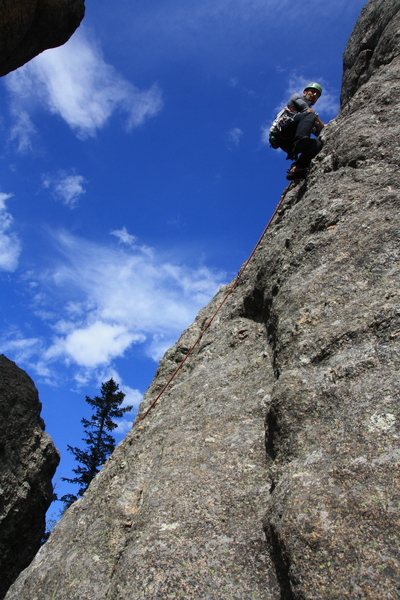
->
[0, 0, 85, 77]
[0, 355, 60, 600]
[5, 0, 400, 598]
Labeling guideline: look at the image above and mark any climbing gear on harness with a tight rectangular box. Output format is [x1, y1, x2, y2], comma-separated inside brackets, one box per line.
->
[304, 82, 322, 95]
[270, 84, 322, 149]
[269, 132, 280, 149]
[268, 107, 297, 148]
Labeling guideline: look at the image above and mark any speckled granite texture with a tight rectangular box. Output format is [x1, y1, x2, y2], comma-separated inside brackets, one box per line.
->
[5, 0, 400, 598]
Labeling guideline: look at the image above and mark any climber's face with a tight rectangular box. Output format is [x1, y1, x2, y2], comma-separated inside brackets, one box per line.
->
[303, 88, 321, 105]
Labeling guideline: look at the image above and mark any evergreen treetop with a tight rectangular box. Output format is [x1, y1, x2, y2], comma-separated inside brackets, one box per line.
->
[61, 378, 133, 507]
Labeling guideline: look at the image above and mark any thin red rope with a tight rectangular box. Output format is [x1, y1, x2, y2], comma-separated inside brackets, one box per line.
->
[138, 182, 294, 422]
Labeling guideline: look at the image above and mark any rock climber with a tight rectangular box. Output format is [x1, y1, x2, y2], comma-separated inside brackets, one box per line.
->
[269, 83, 325, 180]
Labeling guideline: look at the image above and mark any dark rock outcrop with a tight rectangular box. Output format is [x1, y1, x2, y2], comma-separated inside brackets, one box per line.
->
[0, 355, 60, 600]
[0, 0, 85, 77]
[5, 0, 400, 598]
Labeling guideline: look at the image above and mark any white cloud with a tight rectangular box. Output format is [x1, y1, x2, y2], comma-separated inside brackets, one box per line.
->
[8, 108, 37, 153]
[43, 171, 87, 209]
[227, 127, 243, 146]
[0, 193, 21, 272]
[111, 227, 137, 247]
[0, 336, 42, 362]
[46, 321, 145, 368]
[121, 385, 143, 409]
[0, 334, 57, 385]
[260, 126, 270, 147]
[111, 227, 154, 258]
[115, 419, 134, 435]
[16, 229, 225, 377]
[5, 27, 163, 142]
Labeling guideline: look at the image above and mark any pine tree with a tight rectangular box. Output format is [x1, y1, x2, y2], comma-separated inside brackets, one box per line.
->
[61, 379, 132, 508]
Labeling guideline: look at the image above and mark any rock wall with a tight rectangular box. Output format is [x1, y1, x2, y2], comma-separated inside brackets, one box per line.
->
[0, 355, 60, 600]
[5, 0, 400, 598]
[0, 0, 85, 77]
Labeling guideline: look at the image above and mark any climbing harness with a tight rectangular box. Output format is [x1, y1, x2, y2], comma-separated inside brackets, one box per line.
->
[138, 182, 295, 423]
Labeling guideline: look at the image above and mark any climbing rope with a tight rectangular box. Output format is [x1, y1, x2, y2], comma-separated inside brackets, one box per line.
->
[138, 182, 295, 422]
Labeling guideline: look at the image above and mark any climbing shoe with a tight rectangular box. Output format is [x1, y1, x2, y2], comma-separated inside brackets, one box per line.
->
[286, 165, 308, 180]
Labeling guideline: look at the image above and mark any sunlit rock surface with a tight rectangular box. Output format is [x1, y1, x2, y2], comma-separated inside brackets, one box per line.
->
[5, 0, 400, 598]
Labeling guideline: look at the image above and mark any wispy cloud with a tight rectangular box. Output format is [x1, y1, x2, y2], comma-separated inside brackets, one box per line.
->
[0, 193, 21, 272]
[110, 227, 138, 247]
[227, 127, 243, 147]
[0, 336, 43, 364]
[8, 108, 37, 154]
[4, 27, 163, 144]
[42, 171, 87, 209]
[1, 229, 225, 382]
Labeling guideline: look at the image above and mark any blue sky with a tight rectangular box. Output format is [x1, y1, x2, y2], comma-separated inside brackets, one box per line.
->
[0, 0, 366, 510]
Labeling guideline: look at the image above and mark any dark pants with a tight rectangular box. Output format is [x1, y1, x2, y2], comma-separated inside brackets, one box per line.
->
[278, 111, 322, 168]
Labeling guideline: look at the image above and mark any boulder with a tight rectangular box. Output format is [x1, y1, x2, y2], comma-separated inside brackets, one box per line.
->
[0, 355, 60, 600]
[0, 0, 85, 77]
